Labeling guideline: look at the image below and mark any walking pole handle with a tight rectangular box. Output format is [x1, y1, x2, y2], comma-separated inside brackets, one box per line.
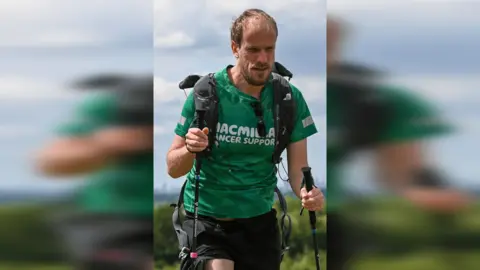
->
[302, 167, 317, 227]
[302, 167, 314, 191]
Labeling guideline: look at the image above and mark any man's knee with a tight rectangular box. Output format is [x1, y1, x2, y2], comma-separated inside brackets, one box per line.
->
[204, 259, 234, 270]
[180, 257, 233, 270]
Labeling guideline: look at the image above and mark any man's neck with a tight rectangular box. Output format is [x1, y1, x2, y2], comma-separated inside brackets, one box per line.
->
[228, 65, 263, 99]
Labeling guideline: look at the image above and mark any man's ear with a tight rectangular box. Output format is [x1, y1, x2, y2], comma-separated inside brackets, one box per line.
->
[231, 40, 239, 58]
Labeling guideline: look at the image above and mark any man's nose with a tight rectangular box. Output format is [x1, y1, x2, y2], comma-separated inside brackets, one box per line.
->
[257, 50, 269, 63]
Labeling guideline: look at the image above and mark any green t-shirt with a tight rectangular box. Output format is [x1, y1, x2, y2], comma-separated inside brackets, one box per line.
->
[175, 66, 318, 219]
[55, 92, 153, 216]
[327, 84, 454, 211]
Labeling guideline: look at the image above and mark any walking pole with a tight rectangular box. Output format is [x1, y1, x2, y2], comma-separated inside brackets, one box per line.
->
[190, 97, 208, 260]
[301, 167, 321, 270]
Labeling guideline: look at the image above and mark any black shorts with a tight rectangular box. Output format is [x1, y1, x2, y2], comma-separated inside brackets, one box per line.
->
[183, 208, 282, 270]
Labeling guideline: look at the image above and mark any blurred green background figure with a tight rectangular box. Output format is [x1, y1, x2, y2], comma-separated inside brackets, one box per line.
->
[326, 14, 477, 270]
[34, 74, 154, 270]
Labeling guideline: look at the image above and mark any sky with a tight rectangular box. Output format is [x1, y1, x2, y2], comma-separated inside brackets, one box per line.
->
[327, 1, 480, 192]
[0, 0, 478, 193]
[0, 0, 153, 192]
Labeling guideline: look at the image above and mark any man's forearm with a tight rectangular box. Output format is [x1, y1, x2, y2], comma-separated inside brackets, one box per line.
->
[167, 146, 195, 178]
[36, 127, 154, 177]
[35, 139, 113, 177]
[289, 169, 304, 199]
[286, 139, 310, 200]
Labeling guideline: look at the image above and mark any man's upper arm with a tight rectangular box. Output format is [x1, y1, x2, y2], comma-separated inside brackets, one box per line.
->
[376, 86, 454, 144]
[287, 139, 308, 165]
[289, 84, 318, 143]
[169, 135, 188, 153]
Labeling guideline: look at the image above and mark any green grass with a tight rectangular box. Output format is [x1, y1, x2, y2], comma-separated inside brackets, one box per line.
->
[0, 264, 68, 270]
[2, 250, 480, 270]
[352, 250, 480, 270]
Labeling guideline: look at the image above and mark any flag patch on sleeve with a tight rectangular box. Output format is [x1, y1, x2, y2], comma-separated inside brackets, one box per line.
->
[178, 116, 186, 126]
[302, 116, 314, 128]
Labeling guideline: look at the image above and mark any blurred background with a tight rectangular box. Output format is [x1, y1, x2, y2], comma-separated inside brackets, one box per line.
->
[0, 0, 152, 269]
[153, 0, 326, 269]
[328, 1, 480, 270]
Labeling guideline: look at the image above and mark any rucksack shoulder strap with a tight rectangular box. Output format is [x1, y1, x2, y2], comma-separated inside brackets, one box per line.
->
[271, 73, 296, 164]
[191, 73, 219, 156]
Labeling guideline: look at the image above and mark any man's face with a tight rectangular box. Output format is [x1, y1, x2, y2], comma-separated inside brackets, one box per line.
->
[233, 19, 276, 86]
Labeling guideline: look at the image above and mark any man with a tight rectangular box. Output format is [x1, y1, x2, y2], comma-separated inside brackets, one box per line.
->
[326, 16, 472, 269]
[34, 75, 154, 270]
[166, 9, 323, 270]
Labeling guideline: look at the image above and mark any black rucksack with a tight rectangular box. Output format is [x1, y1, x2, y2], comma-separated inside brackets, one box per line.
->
[178, 62, 297, 164]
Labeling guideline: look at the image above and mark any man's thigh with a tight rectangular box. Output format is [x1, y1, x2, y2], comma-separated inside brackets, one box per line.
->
[230, 210, 282, 270]
[182, 216, 234, 269]
[183, 210, 281, 270]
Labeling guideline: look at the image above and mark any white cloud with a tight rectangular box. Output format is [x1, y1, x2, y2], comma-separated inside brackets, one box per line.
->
[328, 0, 477, 17]
[0, 0, 150, 47]
[313, 114, 326, 134]
[0, 31, 108, 48]
[155, 32, 195, 49]
[153, 0, 202, 48]
[0, 125, 36, 138]
[386, 74, 480, 105]
[155, 120, 180, 137]
[206, 0, 324, 18]
[456, 114, 480, 134]
[292, 76, 324, 104]
[28, 31, 105, 47]
[154, 125, 168, 135]
[154, 76, 186, 103]
[154, 0, 325, 49]
[328, 0, 406, 12]
[328, 1, 479, 35]
[0, 76, 78, 101]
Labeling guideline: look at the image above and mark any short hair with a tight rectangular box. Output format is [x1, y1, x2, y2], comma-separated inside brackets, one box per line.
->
[230, 9, 278, 47]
